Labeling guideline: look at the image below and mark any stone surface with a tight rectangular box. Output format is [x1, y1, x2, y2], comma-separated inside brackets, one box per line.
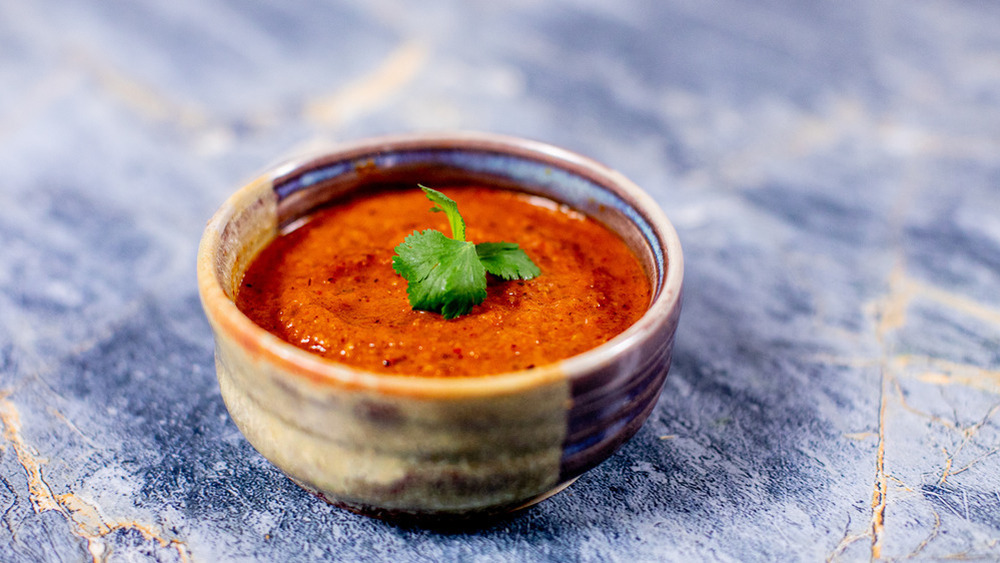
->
[2, 0, 999, 560]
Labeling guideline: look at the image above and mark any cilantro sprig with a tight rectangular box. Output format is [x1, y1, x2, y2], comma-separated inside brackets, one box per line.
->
[392, 185, 541, 319]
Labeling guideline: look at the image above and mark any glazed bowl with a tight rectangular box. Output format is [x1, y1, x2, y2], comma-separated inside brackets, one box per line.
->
[197, 132, 683, 520]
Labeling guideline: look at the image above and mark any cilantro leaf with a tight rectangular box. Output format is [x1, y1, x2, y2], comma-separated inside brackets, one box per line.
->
[392, 230, 486, 319]
[392, 186, 541, 319]
[476, 242, 542, 280]
[419, 185, 466, 241]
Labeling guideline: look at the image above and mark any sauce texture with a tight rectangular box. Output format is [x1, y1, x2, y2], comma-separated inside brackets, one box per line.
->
[236, 187, 651, 377]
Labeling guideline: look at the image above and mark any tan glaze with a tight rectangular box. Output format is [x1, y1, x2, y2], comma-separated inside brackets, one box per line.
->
[236, 187, 651, 377]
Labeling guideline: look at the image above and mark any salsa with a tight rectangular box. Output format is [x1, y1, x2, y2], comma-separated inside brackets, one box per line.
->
[236, 186, 651, 377]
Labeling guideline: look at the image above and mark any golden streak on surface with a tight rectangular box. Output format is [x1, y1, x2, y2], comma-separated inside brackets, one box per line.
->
[47, 406, 102, 450]
[938, 448, 954, 485]
[865, 263, 913, 560]
[869, 367, 888, 561]
[0, 392, 190, 562]
[0, 392, 61, 513]
[886, 356, 1000, 497]
[916, 370, 1000, 393]
[862, 261, 1000, 345]
[885, 475, 915, 494]
[905, 511, 942, 560]
[875, 264, 915, 339]
[304, 40, 429, 125]
[939, 404, 1000, 484]
[861, 253, 1000, 559]
[946, 446, 1000, 481]
[893, 355, 1000, 395]
[843, 432, 876, 441]
[57, 493, 191, 563]
[73, 52, 208, 128]
[891, 377, 957, 431]
[902, 277, 1000, 327]
[868, 265, 1000, 335]
[826, 531, 870, 562]
[57, 493, 113, 537]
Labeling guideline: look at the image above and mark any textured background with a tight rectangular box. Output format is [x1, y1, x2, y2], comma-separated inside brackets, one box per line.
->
[2, 1, 999, 561]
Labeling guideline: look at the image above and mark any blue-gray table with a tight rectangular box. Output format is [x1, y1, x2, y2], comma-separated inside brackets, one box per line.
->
[2, 1, 999, 560]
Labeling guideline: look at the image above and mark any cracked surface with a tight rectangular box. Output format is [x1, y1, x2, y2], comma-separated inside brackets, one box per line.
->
[1, 0, 999, 560]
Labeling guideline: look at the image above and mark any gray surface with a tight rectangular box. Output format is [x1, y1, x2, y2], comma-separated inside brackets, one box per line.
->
[2, 0, 1000, 560]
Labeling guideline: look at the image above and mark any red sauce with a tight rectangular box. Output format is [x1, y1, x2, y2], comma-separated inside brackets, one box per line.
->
[236, 187, 651, 377]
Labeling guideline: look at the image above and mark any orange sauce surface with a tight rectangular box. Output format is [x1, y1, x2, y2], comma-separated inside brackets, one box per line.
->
[236, 187, 651, 377]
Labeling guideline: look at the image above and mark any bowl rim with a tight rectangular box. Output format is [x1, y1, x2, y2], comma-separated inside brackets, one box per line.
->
[197, 131, 684, 399]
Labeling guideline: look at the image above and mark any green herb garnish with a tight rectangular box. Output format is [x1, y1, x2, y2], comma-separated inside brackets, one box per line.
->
[392, 185, 541, 319]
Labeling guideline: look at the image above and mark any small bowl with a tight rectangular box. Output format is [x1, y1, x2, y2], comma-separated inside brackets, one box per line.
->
[197, 132, 683, 521]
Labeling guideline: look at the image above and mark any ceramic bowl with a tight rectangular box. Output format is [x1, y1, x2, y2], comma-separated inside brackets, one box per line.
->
[197, 132, 683, 521]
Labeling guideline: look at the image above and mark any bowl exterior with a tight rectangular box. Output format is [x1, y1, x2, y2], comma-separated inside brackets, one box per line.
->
[212, 313, 570, 516]
[560, 286, 682, 482]
[197, 132, 683, 518]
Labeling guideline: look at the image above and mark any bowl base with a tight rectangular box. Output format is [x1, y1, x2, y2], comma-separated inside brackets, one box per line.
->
[289, 476, 579, 529]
